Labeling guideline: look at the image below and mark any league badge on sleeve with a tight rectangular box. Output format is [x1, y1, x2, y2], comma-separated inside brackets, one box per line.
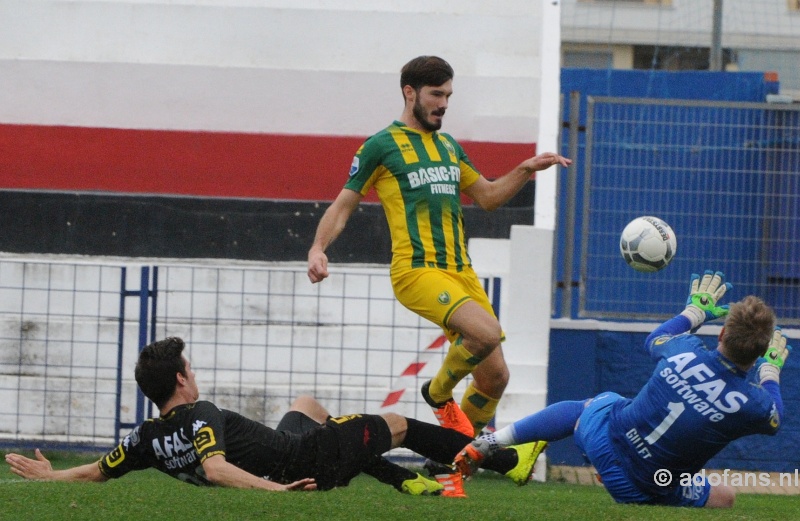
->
[349, 156, 360, 177]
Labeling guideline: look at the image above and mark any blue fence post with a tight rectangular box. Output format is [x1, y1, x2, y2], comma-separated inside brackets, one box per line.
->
[134, 267, 149, 425]
[114, 267, 127, 446]
[147, 266, 159, 420]
[116, 266, 158, 443]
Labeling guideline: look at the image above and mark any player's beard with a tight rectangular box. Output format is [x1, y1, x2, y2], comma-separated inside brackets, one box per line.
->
[413, 99, 444, 132]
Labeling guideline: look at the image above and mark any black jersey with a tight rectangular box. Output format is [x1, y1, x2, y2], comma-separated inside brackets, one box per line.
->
[98, 401, 303, 486]
[97, 401, 394, 490]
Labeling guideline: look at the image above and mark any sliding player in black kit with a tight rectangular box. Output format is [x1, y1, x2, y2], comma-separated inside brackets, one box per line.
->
[6, 337, 540, 497]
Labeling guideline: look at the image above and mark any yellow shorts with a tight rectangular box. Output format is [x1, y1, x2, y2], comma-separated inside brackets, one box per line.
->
[391, 266, 497, 343]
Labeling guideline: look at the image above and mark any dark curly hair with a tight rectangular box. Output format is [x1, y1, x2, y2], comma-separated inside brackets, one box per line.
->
[134, 337, 187, 409]
[400, 56, 454, 92]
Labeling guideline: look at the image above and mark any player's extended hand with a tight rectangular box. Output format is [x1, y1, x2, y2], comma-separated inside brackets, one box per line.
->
[519, 152, 572, 175]
[283, 477, 317, 491]
[5, 449, 54, 480]
[758, 328, 792, 384]
[681, 270, 733, 328]
[307, 249, 329, 284]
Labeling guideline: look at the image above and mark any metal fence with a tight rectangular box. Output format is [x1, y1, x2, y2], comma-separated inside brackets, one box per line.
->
[152, 264, 450, 428]
[560, 96, 800, 323]
[5, 100, 800, 449]
[0, 261, 124, 449]
[0, 259, 468, 450]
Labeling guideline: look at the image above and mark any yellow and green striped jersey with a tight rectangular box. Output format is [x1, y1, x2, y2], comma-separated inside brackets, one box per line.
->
[344, 121, 481, 272]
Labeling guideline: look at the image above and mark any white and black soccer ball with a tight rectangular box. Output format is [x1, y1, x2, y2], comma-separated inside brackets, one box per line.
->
[619, 216, 677, 273]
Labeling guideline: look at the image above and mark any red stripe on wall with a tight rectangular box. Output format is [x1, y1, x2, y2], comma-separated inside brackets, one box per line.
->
[0, 124, 536, 201]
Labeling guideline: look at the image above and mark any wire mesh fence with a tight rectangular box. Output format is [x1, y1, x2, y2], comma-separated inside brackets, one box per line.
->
[0, 261, 125, 448]
[0, 260, 456, 449]
[579, 97, 800, 322]
[4, 99, 799, 447]
[153, 264, 447, 428]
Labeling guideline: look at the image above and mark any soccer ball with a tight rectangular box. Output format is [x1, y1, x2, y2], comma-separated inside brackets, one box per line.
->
[619, 216, 677, 272]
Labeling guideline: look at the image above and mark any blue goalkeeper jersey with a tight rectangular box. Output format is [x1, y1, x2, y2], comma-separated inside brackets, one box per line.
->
[607, 316, 781, 495]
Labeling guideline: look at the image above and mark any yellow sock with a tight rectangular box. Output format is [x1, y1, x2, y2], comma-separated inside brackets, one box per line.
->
[428, 337, 482, 404]
[460, 383, 500, 437]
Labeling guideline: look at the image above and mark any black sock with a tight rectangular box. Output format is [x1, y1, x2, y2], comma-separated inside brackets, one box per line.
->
[402, 417, 473, 465]
[362, 455, 417, 491]
[482, 448, 517, 475]
[402, 417, 518, 476]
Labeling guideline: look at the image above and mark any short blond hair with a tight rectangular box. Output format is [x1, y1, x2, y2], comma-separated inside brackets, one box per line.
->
[721, 296, 775, 365]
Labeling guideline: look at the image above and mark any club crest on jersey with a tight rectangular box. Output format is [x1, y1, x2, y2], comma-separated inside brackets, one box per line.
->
[437, 291, 451, 305]
[349, 156, 360, 177]
[442, 139, 456, 156]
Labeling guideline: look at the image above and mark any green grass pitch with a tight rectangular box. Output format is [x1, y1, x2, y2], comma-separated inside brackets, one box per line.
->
[0, 451, 793, 521]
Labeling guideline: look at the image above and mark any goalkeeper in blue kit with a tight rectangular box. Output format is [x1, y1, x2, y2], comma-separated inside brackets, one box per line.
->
[455, 270, 791, 508]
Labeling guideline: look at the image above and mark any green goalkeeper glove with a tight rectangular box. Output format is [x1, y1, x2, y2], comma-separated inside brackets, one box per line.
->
[680, 270, 733, 329]
[758, 328, 792, 384]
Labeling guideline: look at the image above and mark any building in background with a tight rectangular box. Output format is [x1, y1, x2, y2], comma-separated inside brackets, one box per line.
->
[561, 0, 800, 97]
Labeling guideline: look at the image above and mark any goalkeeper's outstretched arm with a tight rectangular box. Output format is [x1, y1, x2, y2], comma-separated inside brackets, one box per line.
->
[645, 270, 732, 356]
[755, 328, 792, 433]
[645, 314, 693, 355]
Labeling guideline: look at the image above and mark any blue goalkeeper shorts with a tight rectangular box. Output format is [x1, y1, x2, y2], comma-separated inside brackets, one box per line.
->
[574, 392, 711, 508]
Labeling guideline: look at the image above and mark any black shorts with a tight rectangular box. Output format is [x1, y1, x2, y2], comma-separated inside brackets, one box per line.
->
[306, 414, 393, 490]
[276, 411, 325, 435]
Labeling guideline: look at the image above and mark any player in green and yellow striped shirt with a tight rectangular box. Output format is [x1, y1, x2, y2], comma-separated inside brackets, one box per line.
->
[307, 56, 571, 441]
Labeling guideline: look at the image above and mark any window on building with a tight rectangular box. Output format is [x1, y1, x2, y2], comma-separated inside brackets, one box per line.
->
[563, 51, 615, 69]
[579, 0, 672, 5]
[633, 46, 735, 71]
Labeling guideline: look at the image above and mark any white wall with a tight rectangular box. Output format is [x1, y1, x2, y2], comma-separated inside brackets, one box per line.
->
[469, 226, 553, 422]
[534, 0, 563, 229]
[0, 227, 553, 443]
[0, 0, 555, 143]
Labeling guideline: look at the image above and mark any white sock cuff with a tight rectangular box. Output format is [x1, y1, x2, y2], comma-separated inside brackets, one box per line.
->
[492, 425, 518, 448]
